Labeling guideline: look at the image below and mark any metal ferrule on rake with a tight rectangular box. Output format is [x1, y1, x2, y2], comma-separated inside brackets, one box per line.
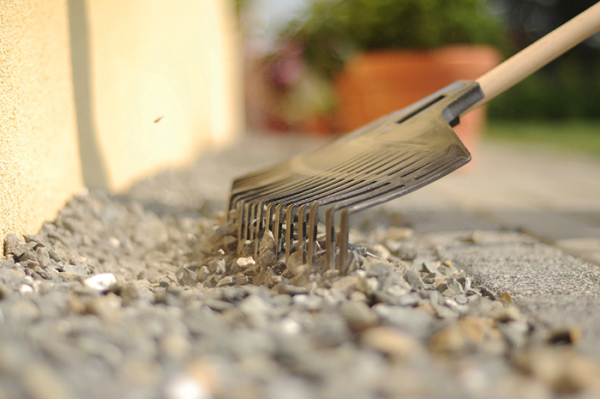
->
[228, 80, 483, 274]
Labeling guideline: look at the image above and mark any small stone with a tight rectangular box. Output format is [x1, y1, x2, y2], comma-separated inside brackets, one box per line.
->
[239, 295, 271, 328]
[19, 284, 34, 295]
[514, 347, 600, 393]
[311, 313, 351, 347]
[176, 266, 198, 286]
[385, 227, 413, 241]
[243, 264, 262, 278]
[447, 278, 463, 294]
[222, 235, 238, 252]
[4, 233, 20, 256]
[197, 266, 211, 282]
[361, 326, 422, 360]
[208, 258, 225, 274]
[159, 333, 189, 359]
[258, 250, 277, 268]
[35, 247, 50, 267]
[286, 252, 306, 276]
[364, 259, 392, 278]
[398, 292, 421, 307]
[258, 230, 275, 256]
[547, 327, 582, 345]
[23, 234, 48, 247]
[358, 277, 379, 294]
[204, 298, 234, 312]
[403, 270, 423, 291]
[252, 267, 273, 287]
[236, 274, 249, 285]
[458, 276, 472, 292]
[419, 260, 440, 275]
[20, 250, 38, 263]
[330, 276, 359, 296]
[216, 261, 228, 276]
[429, 324, 467, 355]
[235, 257, 256, 269]
[238, 240, 254, 257]
[204, 274, 220, 288]
[120, 282, 152, 304]
[371, 244, 391, 260]
[216, 275, 238, 287]
[0, 283, 14, 299]
[498, 291, 513, 304]
[84, 273, 117, 291]
[21, 362, 74, 399]
[429, 316, 502, 355]
[33, 266, 51, 280]
[453, 294, 469, 305]
[322, 269, 340, 280]
[493, 305, 521, 323]
[431, 303, 458, 319]
[498, 320, 529, 349]
[480, 287, 497, 300]
[293, 294, 323, 311]
[276, 284, 308, 295]
[349, 291, 368, 303]
[86, 292, 122, 320]
[339, 300, 379, 332]
[421, 273, 437, 284]
[63, 264, 88, 278]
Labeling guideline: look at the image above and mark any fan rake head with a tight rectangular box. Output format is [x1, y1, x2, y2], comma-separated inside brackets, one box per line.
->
[228, 81, 483, 274]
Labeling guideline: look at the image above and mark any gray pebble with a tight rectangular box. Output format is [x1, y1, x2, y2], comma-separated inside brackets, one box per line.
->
[338, 300, 379, 332]
[403, 269, 424, 291]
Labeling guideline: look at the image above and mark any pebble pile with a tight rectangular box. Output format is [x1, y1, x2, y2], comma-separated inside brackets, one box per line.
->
[0, 188, 599, 399]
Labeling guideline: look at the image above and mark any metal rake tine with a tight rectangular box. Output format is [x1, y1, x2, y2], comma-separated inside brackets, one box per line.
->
[297, 204, 308, 263]
[306, 204, 319, 267]
[273, 203, 285, 255]
[285, 206, 295, 260]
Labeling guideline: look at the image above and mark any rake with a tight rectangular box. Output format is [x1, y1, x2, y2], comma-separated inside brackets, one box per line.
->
[228, 3, 600, 273]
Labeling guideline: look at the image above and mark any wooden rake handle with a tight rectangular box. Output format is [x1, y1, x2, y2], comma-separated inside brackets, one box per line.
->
[467, 1, 600, 113]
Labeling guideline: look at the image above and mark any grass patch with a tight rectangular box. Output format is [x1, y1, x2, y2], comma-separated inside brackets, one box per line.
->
[485, 120, 600, 157]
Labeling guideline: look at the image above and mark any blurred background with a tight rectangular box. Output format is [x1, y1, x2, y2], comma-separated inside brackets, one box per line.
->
[235, 0, 600, 157]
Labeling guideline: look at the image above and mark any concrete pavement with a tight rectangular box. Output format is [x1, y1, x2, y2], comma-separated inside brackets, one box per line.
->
[393, 141, 600, 265]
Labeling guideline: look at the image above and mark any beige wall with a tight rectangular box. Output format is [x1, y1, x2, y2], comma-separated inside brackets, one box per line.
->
[78, 0, 243, 191]
[0, 0, 242, 243]
[0, 0, 84, 240]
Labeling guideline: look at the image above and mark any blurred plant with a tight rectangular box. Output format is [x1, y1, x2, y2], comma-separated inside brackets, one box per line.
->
[486, 0, 600, 120]
[282, 0, 507, 78]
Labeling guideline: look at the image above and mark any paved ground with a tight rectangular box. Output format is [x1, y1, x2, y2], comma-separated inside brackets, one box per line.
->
[404, 141, 600, 265]
[188, 133, 600, 359]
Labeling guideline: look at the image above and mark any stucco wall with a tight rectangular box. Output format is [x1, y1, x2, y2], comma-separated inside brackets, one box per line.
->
[77, 0, 243, 191]
[0, 0, 242, 243]
[0, 0, 84, 240]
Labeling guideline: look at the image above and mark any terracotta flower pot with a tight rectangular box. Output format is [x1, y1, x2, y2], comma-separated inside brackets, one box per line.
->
[333, 45, 502, 155]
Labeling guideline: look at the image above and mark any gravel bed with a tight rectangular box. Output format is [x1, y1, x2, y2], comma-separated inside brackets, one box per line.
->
[1, 165, 600, 398]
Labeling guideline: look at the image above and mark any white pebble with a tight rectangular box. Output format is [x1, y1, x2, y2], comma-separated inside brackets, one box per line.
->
[84, 273, 117, 291]
[19, 284, 33, 295]
[165, 374, 212, 399]
[235, 257, 255, 268]
[280, 318, 302, 335]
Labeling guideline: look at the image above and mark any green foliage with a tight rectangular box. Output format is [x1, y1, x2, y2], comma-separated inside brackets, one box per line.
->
[488, 55, 600, 120]
[283, 0, 507, 77]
